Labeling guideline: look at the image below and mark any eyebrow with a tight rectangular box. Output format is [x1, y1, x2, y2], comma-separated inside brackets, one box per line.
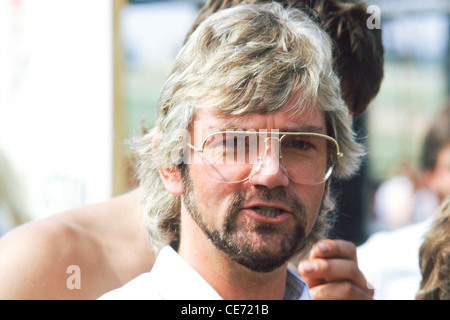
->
[280, 125, 326, 134]
[213, 124, 325, 134]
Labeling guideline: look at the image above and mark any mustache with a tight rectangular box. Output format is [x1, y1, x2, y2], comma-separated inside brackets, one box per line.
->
[246, 185, 305, 215]
[226, 185, 307, 226]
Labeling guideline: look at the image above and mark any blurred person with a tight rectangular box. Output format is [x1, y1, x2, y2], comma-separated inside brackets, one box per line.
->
[101, 2, 364, 299]
[0, 0, 383, 300]
[372, 162, 437, 231]
[0, 151, 29, 236]
[373, 173, 416, 230]
[419, 104, 450, 206]
[416, 198, 450, 300]
[358, 103, 450, 299]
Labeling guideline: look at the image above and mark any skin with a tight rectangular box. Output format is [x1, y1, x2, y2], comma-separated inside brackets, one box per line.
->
[299, 239, 374, 300]
[424, 143, 450, 203]
[0, 190, 154, 299]
[162, 105, 329, 299]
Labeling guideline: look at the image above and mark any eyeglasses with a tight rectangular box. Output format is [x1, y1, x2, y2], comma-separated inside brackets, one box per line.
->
[186, 130, 343, 185]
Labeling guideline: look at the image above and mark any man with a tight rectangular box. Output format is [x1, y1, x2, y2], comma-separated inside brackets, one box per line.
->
[101, 2, 364, 300]
[0, 0, 382, 300]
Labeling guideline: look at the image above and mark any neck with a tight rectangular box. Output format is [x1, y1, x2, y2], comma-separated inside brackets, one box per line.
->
[178, 209, 288, 300]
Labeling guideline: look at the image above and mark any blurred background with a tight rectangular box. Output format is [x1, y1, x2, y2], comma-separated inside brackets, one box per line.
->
[0, 0, 449, 243]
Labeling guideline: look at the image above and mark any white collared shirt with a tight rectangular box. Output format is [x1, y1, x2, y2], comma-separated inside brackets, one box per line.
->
[100, 245, 311, 300]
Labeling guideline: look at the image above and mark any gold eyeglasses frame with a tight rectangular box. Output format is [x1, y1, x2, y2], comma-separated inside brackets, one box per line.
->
[186, 130, 344, 159]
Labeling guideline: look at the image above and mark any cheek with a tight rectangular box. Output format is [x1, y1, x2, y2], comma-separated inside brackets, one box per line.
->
[187, 164, 236, 226]
[297, 184, 326, 235]
[430, 169, 450, 194]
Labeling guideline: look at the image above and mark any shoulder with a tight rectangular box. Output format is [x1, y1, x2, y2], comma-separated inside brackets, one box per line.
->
[0, 212, 106, 299]
[0, 189, 154, 299]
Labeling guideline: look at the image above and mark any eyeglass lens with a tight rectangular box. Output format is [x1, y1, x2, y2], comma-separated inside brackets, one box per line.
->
[199, 132, 336, 184]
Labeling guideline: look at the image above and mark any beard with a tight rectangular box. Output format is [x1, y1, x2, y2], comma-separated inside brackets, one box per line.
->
[181, 169, 312, 273]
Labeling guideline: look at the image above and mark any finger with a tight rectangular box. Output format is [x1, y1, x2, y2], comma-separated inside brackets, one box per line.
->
[299, 258, 368, 290]
[309, 239, 357, 262]
[309, 281, 374, 300]
[298, 259, 325, 288]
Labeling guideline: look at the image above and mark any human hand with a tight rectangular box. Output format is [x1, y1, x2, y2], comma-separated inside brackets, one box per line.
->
[298, 239, 374, 300]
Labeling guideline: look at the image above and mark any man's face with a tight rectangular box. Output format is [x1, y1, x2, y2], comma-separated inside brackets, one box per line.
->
[181, 104, 329, 273]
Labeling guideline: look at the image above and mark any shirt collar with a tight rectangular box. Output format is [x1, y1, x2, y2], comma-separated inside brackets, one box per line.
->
[154, 245, 311, 300]
[284, 268, 312, 300]
[151, 245, 222, 300]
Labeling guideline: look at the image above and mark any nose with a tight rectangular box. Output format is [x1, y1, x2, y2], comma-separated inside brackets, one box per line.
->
[248, 137, 289, 189]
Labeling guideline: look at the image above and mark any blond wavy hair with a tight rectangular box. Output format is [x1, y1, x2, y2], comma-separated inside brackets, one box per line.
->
[134, 2, 364, 251]
[417, 198, 450, 300]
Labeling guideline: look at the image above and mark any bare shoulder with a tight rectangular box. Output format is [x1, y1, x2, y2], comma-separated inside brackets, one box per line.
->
[0, 189, 151, 299]
[0, 211, 103, 299]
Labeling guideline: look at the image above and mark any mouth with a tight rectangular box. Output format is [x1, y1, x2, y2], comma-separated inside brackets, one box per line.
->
[252, 206, 284, 218]
[242, 203, 293, 225]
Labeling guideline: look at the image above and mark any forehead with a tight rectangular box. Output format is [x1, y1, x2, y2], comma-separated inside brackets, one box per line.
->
[191, 106, 327, 134]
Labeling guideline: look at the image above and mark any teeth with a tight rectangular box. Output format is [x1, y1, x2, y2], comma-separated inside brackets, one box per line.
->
[254, 207, 283, 218]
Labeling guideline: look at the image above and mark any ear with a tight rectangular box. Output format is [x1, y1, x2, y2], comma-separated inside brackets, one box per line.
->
[159, 167, 183, 196]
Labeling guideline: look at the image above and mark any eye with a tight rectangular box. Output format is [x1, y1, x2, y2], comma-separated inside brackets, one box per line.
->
[283, 136, 314, 151]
